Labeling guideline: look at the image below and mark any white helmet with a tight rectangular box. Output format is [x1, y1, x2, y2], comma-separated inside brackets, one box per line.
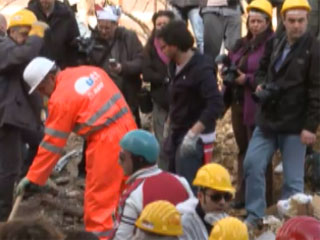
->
[23, 57, 55, 94]
[96, 6, 121, 22]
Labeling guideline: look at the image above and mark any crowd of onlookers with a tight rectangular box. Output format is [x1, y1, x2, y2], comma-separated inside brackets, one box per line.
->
[0, 0, 319, 239]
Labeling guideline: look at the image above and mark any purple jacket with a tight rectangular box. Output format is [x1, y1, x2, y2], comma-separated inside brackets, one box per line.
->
[229, 32, 273, 126]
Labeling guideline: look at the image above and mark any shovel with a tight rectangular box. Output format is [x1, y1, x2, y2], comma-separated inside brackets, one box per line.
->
[7, 191, 24, 221]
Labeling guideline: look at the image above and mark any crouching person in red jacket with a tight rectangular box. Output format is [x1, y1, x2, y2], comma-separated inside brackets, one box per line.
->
[111, 129, 194, 239]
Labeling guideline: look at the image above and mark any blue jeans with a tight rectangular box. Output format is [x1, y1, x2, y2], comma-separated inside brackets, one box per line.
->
[244, 127, 306, 223]
[188, 8, 204, 53]
[172, 6, 204, 53]
[163, 130, 203, 194]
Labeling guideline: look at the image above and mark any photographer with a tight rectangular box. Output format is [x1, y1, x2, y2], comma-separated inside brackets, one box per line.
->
[244, 0, 320, 229]
[221, 0, 273, 208]
[81, 5, 143, 127]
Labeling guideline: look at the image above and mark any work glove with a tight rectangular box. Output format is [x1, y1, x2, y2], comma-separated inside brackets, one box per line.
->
[15, 177, 31, 196]
[29, 21, 49, 38]
[15, 177, 47, 197]
[179, 130, 200, 157]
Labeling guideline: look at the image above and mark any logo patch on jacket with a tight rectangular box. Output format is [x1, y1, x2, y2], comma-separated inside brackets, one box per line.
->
[74, 71, 104, 96]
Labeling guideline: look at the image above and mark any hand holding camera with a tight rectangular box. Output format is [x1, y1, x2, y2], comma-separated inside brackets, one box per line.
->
[252, 83, 281, 104]
[109, 58, 122, 74]
[215, 54, 239, 87]
[235, 70, 246, 85]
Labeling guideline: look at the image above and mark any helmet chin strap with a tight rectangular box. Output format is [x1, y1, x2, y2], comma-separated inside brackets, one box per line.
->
[131, 154, 153, 174]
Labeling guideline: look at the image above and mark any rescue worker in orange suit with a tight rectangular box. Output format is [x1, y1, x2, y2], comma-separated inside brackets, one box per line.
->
[111, 129, 194, 239]
[16, 57, 137, 239]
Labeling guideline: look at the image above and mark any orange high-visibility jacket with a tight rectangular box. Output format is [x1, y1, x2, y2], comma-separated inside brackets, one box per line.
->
[27, 66, 133, 185]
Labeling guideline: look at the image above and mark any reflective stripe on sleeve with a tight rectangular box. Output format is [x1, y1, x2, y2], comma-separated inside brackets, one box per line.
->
[45, 127, 69, 139]
[92, 229, 113, 238]
[73, 93, 122, 132]
[40, 141, 63, 154]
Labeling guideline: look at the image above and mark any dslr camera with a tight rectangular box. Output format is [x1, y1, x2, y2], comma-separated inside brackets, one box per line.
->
[215, 54, 239, 87]
[76, 36, 95, 56]
[252, 83, 281, 104]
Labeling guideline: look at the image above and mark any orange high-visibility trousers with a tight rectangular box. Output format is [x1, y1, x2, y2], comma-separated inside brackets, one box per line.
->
[84, 120, 136, 239]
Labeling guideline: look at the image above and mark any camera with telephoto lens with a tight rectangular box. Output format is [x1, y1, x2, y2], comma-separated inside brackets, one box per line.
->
[215, 54, 239, 87]
[76, 37, 105, 64]
[76, 36, 95, 56]
[252, 83, 281, 104]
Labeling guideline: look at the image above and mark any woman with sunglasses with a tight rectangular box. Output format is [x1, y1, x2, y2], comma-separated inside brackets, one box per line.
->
[177, 163, 235, 240]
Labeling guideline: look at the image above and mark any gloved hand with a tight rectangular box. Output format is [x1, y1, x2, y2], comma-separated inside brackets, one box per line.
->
[29, 21, 49, 38]
[179, 130, 200, 156]
[15, 177, 31, 196]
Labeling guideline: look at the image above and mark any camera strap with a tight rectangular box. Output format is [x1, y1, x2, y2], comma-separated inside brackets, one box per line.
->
[97, 38, 117, 67]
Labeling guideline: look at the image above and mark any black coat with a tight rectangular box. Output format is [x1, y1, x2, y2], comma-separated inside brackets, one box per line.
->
[168, 52, 223, 133]
[0, 36, 43, 131]
[28, 0, 80, 69]
[255, 32, 320, 134]
[142, 35, 169, 110]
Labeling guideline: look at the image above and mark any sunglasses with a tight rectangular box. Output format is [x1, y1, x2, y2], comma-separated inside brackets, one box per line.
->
[207, 192, 233, 202]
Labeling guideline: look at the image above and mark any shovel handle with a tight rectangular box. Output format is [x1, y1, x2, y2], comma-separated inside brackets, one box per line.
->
[7, 193, 24, 221]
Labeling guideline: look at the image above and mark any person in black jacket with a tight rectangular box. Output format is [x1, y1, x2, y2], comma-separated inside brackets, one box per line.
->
[158, 20, 223, 192]
[28, 0, 80, 69]
[243, 0, 320, 228]
[142, 10, 174, 170]
[0, 9, 45, 221]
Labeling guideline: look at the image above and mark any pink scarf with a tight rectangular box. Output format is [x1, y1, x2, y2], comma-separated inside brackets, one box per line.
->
[154, 37, 170, 65]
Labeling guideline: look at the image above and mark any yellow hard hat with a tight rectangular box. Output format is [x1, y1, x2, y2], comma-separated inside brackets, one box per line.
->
[193, 163, 235, 194]
[281, 0, 311, 15]
[247, 0, 273, 19]
[8, 9, 37, 29]
[135, 200, 183, 236]
[209, 217, 249, 240]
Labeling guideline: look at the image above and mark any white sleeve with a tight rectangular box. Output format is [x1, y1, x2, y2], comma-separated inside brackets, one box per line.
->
[113, 184, 143, 240]
[179, 213, 198, 240]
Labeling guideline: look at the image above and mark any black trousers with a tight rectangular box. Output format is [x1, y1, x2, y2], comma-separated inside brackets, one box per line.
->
[20, 127, 44, 178]
[0, 125, 22, 221]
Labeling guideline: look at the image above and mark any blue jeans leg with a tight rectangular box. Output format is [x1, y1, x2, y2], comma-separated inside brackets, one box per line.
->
[176, 139, 203, 194]
[244, 127, 277, 223]
[278, 134, 306, 199]
[188, 8, 204, 53]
